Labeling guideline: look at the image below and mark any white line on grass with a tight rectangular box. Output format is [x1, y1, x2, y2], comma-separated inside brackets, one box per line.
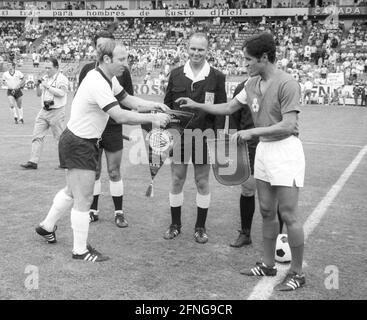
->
[303, 141, 364, 149]
[246, 143, 367, 300]
[0, 135, 52, 138]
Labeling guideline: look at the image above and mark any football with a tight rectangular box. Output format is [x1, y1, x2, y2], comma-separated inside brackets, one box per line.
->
[275, 234, 291, 263]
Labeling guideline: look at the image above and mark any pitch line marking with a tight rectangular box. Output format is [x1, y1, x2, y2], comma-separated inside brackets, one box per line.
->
[303, 141, 364, 149]
[246, 143, 367, 300]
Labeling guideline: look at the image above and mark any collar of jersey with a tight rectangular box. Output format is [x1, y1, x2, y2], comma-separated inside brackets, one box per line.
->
[183, 60, 210, 84]
[95, 67, 112, 88]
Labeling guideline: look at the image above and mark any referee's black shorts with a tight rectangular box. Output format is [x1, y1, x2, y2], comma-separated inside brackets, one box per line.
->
[99, 118, 123, 152]
[171, 136, 209, 165]
[59, 128, 99, 171]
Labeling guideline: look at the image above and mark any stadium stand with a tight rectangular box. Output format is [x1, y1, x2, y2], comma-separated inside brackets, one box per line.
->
[0, 0, 366, 105]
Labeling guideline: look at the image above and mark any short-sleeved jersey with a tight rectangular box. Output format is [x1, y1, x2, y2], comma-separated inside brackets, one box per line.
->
[2, 70, 24, 89]
[235, 69, 301, 142]
[67, 68, 127, 139]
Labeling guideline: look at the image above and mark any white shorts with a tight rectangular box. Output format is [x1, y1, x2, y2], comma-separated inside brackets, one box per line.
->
[254, 136, 305, 187]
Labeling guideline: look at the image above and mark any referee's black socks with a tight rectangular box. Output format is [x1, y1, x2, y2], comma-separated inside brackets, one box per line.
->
[169, 192, 184, 226]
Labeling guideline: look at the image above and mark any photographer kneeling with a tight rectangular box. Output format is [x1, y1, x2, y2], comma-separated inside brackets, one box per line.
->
[21, 58, 69, 170]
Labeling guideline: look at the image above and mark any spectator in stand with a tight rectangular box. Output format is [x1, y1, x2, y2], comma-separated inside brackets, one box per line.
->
[338, 85, 348, 106]
[353, 83, 363, 106]
[320, 65, 328, 79]
[304, 78, 313, 104]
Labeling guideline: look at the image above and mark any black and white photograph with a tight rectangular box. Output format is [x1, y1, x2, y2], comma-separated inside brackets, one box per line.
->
[0, 0, 366, 307]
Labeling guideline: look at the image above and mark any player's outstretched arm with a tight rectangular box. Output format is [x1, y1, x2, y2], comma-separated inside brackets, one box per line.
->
[175, 97, 244, 115]
[120, 94, 170, 113]
[107, 105, 170, 128]
[231, 111, 298, 143]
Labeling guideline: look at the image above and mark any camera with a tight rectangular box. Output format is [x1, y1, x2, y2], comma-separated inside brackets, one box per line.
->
[43, 100, 54, 110]
[37, 79, 42, 85]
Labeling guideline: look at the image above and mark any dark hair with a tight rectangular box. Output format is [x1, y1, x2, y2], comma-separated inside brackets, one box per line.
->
[46, 57, 59, 68]
[243, 32, 276, 63]
[93, 30, 115, 46]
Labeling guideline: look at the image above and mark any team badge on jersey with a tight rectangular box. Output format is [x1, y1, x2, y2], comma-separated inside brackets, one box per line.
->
[205, 92, 215, 104]
[251, 98, 260, 112]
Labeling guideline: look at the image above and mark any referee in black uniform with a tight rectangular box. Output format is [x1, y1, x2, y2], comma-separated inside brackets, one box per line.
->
[163, 32, 227, 244]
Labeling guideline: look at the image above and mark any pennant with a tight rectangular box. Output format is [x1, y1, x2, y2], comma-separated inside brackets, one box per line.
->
[206, 133, 251, 186]
[142, 110, 194, 197]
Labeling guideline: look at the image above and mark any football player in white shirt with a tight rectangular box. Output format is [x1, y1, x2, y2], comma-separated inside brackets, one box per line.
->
[35, 39, 171, 263]
[2, 62, 25, 124]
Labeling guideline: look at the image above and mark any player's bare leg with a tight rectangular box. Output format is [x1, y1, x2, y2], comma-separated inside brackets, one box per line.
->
[276, 184, 304, 275]
[8, 96, 19, 123]
[257, 179, 279, 268]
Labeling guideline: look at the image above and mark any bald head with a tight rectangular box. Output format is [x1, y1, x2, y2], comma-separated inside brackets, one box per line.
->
[188, 32, 209, 49]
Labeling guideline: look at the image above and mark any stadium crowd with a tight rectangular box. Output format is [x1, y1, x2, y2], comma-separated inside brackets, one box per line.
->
[0, 13, 366, 104]
[3, 0, 367, 10]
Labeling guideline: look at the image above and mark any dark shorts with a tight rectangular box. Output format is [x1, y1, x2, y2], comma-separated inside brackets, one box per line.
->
[7, 89, 23, 99]
[99, 118, 123, 152]
[171, 136, 209, 165]
[59, 128, 99, 171]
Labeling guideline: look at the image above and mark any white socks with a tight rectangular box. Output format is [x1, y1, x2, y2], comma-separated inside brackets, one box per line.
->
[93, 178, 101, 196]
[41, 189, 73, 232]
[196, 193, 211, 209]
[18, 107, 23, 120]
[11, 107, 18, 118]
[169, 192, 184, 207]
[71, 208, 90, 255]
[110, 179, 124, 197]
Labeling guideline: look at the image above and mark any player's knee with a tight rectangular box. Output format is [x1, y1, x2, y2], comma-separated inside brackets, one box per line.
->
[107, 167, 121, 181]
[171, 174, 185, 189]
[259, 204, 276, 219]
[73, 195, 93, 212]
[279, 211, 298, 226]
[83, 194, 94, 209]
[195, 177, 209, 192]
